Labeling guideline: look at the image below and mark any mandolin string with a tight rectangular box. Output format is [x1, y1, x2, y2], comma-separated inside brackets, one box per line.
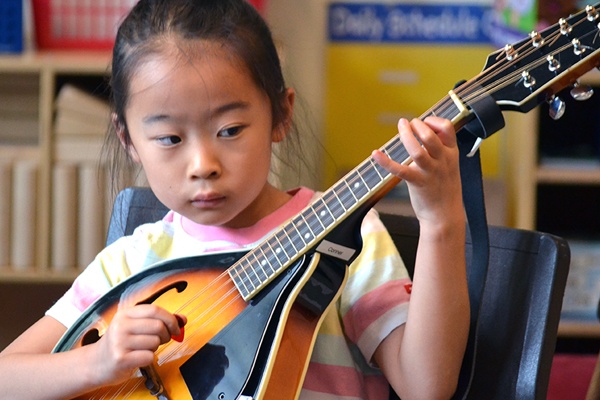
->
[157, 284, 243, 363]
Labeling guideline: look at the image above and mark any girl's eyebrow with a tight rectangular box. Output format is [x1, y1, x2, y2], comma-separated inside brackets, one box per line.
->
[212, 100, 250, 116]
[142, 114, 171, 124]
[141, 101, 250, 125]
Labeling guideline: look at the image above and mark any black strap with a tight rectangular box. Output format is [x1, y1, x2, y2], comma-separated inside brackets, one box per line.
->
[451, 129, 490, 400]
[451, 82, 503, 399]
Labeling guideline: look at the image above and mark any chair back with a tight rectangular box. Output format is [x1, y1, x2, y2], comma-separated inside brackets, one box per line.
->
[380, 213, 570, 400]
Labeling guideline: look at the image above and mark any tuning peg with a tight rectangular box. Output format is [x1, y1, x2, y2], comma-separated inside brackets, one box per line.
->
[570, 81, 594, 101]
[548, 95, 566, 120]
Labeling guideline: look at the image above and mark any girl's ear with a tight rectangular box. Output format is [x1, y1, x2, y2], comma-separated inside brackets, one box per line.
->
[272, 88, 295, 143]
[112, 113, 141, 163]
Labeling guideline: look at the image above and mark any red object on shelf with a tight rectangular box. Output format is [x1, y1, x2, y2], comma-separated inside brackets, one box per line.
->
[247, 0, 266, 13]
[32, 0, 135, 50]
[32, 0, 268, 51]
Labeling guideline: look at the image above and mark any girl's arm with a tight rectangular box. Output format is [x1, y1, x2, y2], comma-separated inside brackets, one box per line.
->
[0, 305, 184, 400]
[372, 117, 469, 400]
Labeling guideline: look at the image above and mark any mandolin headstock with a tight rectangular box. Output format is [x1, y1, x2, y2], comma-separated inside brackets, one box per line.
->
[468, 2, 600, 115]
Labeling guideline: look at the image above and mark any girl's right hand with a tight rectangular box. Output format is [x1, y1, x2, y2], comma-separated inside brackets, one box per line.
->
[90, 304, 186, 386]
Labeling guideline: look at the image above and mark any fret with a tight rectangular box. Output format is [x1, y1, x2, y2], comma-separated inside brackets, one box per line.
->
[350, 170, 369, 199]
[231, 259, 253, 295]
[249, 251, 269, 283]
[304, 206, 326, 237]
[312, 198, 335, 228]
[299, 213, 318, 243]
[321, 190, 346, 219]
[333, 183, 353, 211]
[266, 236, 288, 265]
[346, 169, 369, 199]
[257, 244, 277, 274]
[343, 179, 359, 203]
[356, 161, 380, 190]
[282, 221, 304, 252]
[241, 257, 262, 290]
[274, 228, 297, 257]
[384, 136, 408, 163]
[369, 157, 387, 179]
[289, 215, 309, 247]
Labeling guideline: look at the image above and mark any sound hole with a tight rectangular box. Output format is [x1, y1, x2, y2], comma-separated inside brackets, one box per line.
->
[79, 280, 189, 346]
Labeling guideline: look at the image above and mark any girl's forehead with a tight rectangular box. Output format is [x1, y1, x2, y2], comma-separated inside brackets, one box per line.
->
[129, 45, 247, 94]
[124, 41, 269, 117]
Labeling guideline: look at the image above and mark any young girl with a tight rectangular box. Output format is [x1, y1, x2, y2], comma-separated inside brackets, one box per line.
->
[0, 0, 469, 399]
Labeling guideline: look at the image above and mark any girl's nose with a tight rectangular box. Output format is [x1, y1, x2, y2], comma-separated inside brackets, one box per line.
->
[188, 144, 221, 179]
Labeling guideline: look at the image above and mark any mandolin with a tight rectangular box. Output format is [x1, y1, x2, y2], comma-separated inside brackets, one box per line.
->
[54, 3, 600, 399]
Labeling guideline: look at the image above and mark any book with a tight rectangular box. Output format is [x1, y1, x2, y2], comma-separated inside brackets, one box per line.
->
[0, 161, 11, 267]
[54, 107, 109, 136]
[10, 160, 37, 270]
[55, 84, 111, 127]
[51, 163, 78, 272]
[0, 116, 39, 145]
[78, 164, 106, 269]
[55, 135, 105, 163]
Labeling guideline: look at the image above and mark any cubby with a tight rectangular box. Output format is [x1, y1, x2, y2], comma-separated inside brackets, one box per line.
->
[505, 69, 600, 339]
[0, 51, 112, 283]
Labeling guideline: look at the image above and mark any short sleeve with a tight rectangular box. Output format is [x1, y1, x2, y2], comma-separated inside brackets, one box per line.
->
[339, 209, 412, 363]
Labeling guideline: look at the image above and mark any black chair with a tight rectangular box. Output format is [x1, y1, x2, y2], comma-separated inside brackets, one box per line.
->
[106, 186, 571, 400]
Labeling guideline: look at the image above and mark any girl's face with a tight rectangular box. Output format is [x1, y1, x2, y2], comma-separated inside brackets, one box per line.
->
[121, 44, 293, 228]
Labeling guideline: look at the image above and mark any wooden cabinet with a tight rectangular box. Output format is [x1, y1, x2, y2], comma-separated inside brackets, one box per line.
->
[0, 51, 112, 283]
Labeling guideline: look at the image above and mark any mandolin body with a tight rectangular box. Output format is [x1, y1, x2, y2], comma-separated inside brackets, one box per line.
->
[53, 250, 348, 400]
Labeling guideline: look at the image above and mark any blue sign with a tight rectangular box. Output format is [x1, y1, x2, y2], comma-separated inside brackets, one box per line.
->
[328, 2, 494, 44]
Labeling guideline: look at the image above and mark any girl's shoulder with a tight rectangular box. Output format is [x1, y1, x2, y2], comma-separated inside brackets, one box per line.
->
[97, 214, 179, 275]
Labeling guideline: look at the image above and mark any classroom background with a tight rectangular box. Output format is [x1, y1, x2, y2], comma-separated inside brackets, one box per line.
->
[0, 0, 599, 398]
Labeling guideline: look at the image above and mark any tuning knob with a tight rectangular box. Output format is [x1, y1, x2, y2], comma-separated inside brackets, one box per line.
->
[548, 95, 566, 120]
[570, 81, 594, 101]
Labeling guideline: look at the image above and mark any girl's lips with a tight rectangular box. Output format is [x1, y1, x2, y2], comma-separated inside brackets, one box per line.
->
[191, 194, 225, 208]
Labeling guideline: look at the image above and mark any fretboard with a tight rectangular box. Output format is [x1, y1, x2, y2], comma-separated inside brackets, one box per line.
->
[227, 108, 449, 300]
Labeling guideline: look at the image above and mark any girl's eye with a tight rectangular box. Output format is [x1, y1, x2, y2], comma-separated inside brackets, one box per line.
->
[218, 125, 243, 138]
[156, 135, 182, 146]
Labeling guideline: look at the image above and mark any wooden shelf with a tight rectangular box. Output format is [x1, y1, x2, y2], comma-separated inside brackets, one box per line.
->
[0, 267, 79, 284]
[0, 51, 111, 74]
[0, 51, 112, 283]
[558, 321, 600, 338]
[537, 165, 600, 185]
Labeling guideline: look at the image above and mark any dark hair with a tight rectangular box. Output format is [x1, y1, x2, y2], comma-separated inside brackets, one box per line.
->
[102, 0, 302, 196]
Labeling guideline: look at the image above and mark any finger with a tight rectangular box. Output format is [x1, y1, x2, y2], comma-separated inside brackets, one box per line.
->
[127, 305, 184, 341]
[422, 116, 457, 147]
[119, 349, 157, 370]
[371, 149, 406, 178]
[399, 119, 432, 167]
[408, 119, 445, 160]
[123, 333, 162, 352]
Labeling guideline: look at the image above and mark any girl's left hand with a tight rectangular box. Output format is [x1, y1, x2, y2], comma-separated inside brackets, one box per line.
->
[372, 116, 462, 225]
